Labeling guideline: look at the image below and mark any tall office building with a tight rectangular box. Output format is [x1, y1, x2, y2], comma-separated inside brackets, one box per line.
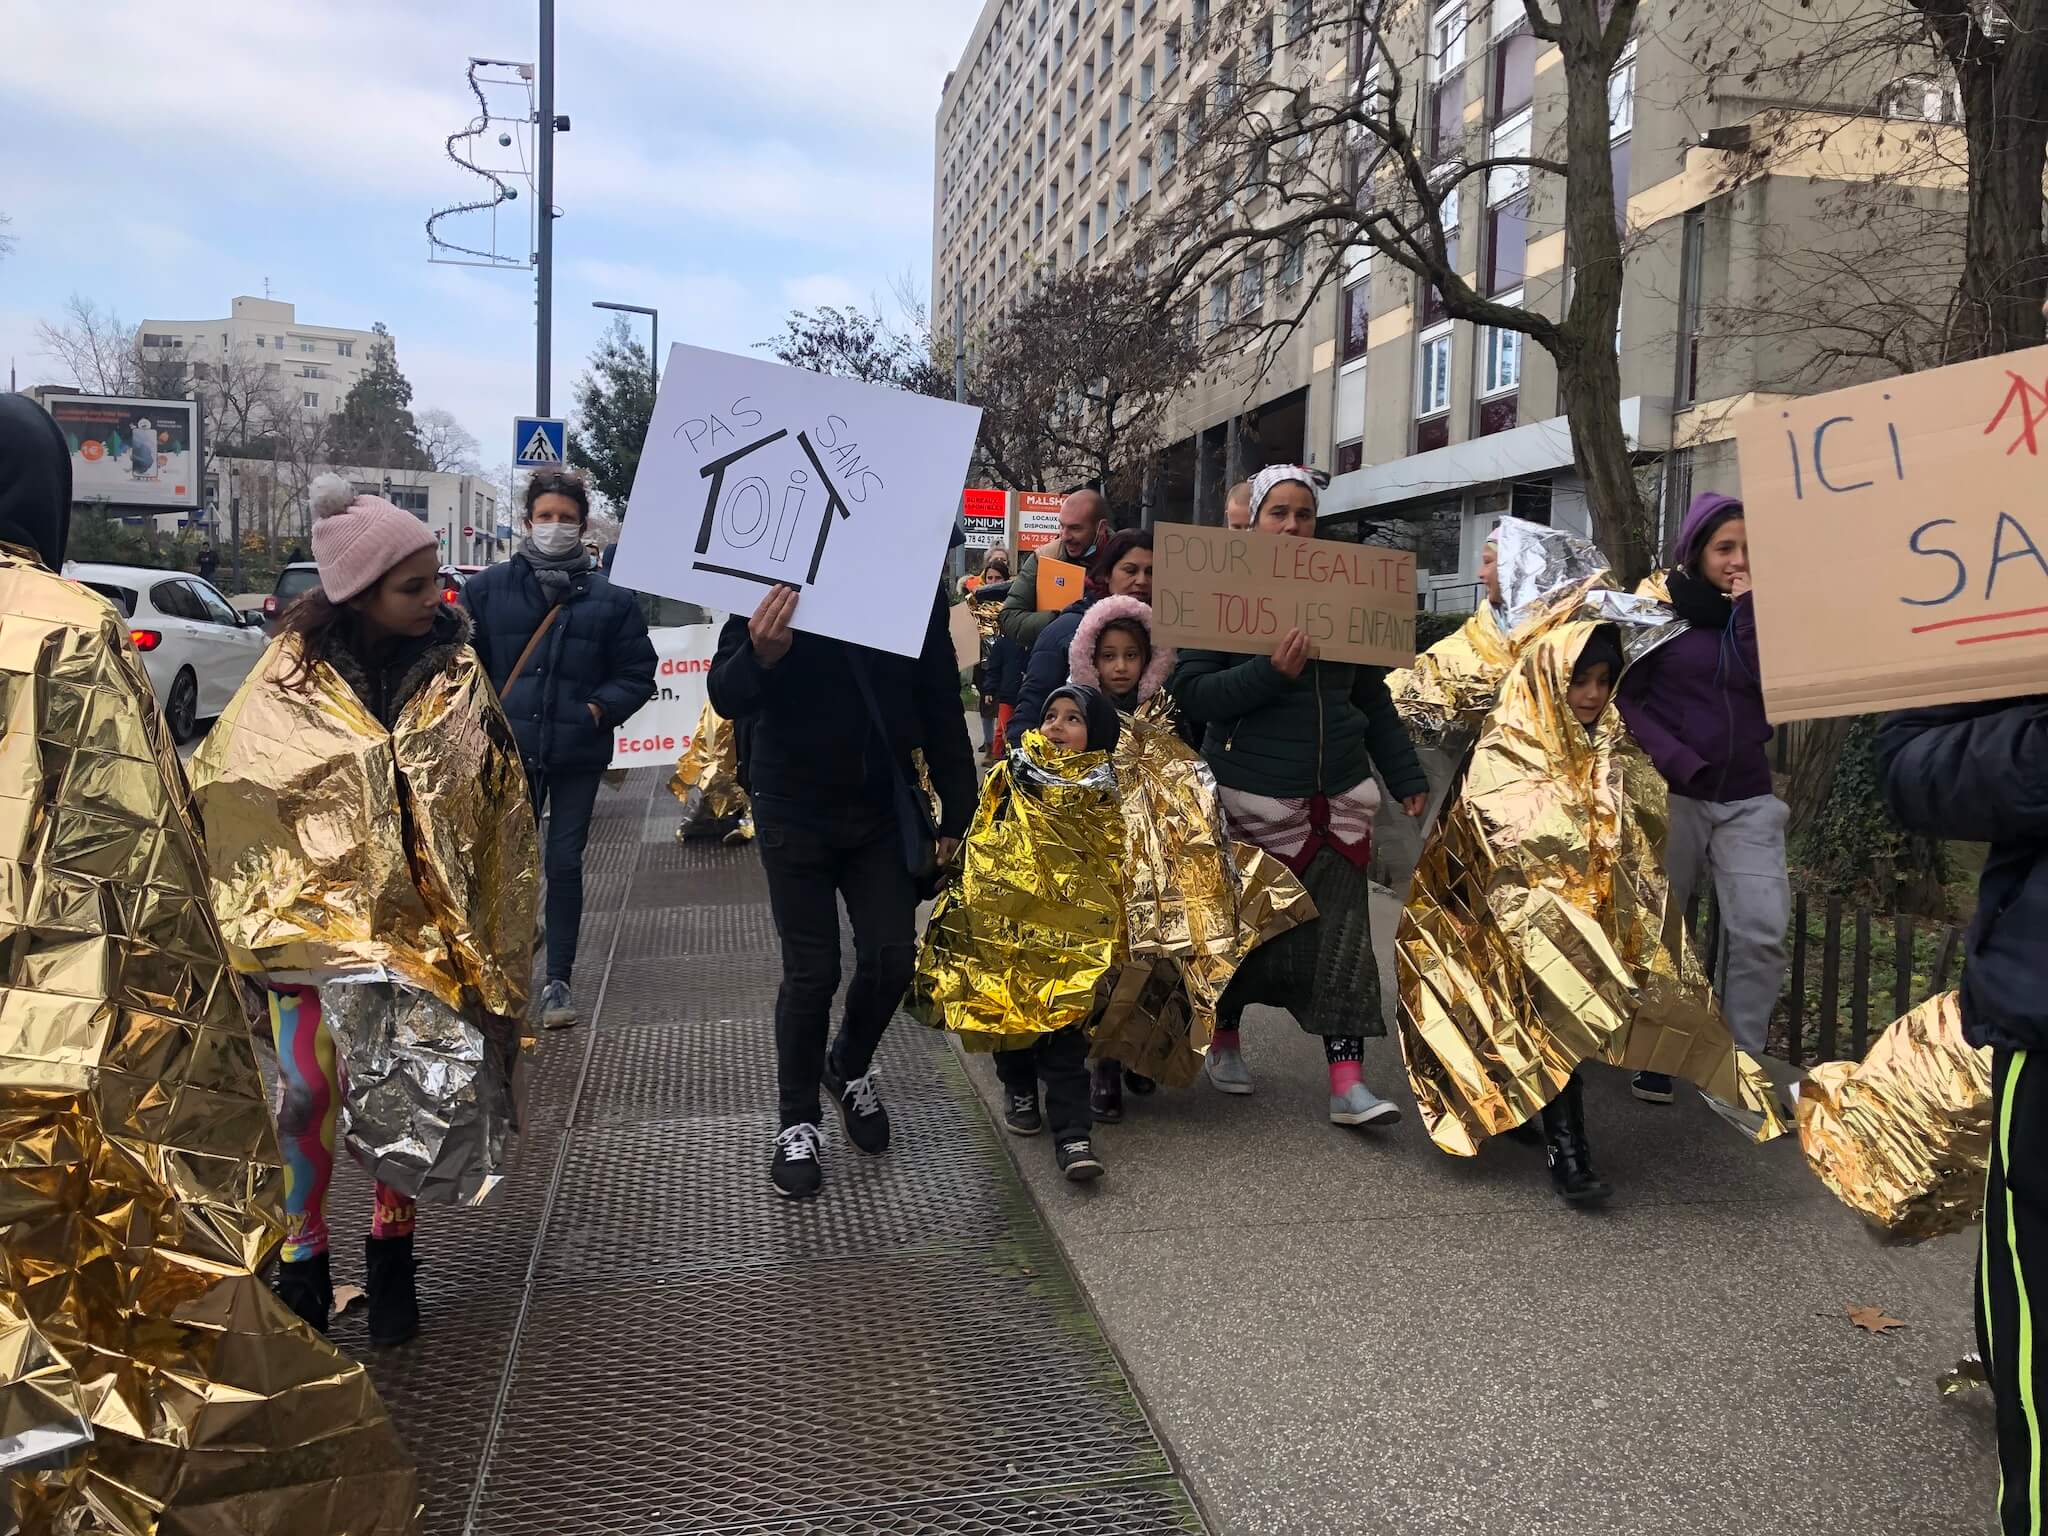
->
[932, 0, 1962, 605]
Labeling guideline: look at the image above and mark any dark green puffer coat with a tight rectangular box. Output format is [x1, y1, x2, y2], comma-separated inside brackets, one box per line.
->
[1169, 649, 1427, 801]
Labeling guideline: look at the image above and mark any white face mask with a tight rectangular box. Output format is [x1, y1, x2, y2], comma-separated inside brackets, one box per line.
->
[530, 521, 583, 558]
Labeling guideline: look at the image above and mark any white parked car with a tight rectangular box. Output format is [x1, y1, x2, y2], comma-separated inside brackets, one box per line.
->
[65, 562, 269, 743]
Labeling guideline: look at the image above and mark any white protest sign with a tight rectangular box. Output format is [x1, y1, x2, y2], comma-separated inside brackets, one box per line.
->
[615, 344, 983, 658]
[609, 624, 716, 769]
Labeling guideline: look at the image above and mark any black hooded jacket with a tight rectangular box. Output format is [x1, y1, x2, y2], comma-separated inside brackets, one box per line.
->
[1878, 698, 2048, 1052]
[0, 396, 72, 569]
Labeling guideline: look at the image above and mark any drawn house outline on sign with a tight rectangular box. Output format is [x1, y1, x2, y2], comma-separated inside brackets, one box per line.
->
[690, 427, 853, 587]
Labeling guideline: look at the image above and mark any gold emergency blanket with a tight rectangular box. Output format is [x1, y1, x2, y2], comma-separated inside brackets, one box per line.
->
[1796, 992, 1992, 1242]
[669, 700, 752, 842]
[0, 551, 416, 1532]
[908, 733, 1123, 1051]
[1091, 702, 1315, 1087]
[967, 589, 1005, 640]
[192, 638, 538, 1206]
[1385, 602, 1516, 751]
[1395, 622, 1790, 1155]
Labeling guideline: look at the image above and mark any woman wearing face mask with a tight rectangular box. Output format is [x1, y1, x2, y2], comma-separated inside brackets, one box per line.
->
[463, 469, 658, 1029]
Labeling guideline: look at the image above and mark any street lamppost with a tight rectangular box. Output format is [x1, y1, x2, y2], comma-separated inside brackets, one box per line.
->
[590, 301, 659, 394]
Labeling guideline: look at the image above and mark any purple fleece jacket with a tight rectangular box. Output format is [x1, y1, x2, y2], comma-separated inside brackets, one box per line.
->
[1616, 492, 1775, 802]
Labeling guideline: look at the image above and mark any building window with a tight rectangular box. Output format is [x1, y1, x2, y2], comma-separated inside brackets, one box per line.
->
[1137, 153, 1153, 196]
[1485, 193, 1530, 295]
[1418, 323, 1453, 418]
[1336, 439, 1364, 474]
[1882, 72, 1960, 122]
[1422, 186, 1460, 326]
[1100, 29, 1113, 74]
[1240, 260, 1265, 316]
[1279, 237, 1304, 290]
[1118, 89, 1131, 133]
[1193, 0, 1210, 36]
[1095, 197, 1109, 240]
[1289, 0, 1310, 44]
[255, 335, 266, 348]
[1084, 58, 1095, 96]
[1079, 213, 1091, 249]
[1098, 113, 1111, 154]
[301, 391, 320, 408]
[1480, 296, 1522, 398]
[1491, 18, 1537, 122]
[1116, 176, 1130, 217]
[1141, 56, 1155, 101]
[1677, 206, 1705, 405]
[299, 339, 315, 353]
[1208, 278, 1231, 335]
[1216, 56, 1238, 106]
[1081, 139, 1093, 175]
[1164, 21, 1181, 74]
[1416, 415, 1451, 453]
[1341, 278, 1371, 361]
[1609, 39, 1636, 139]
[1255, 13, 1274, 73]
[1427, 0, 1467, 159]
[1120, 0, 1135, 43]
[1187, 96, 1206, 147]
[1159, 127, 1178, 173]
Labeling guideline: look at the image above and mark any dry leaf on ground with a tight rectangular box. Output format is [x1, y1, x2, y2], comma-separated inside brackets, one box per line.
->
[1847, 1304, 1907, 1334]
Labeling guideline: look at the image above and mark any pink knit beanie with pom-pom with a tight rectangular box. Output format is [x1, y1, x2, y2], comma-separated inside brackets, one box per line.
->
[308, 473, 438, 602]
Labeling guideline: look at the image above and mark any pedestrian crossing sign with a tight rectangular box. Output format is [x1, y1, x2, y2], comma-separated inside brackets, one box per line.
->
[515, 416, 567, 467]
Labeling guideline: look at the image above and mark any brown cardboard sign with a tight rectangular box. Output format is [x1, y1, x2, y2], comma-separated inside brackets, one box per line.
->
[1734, 345, 2048, 721]
[1150, 523, 1417, 667]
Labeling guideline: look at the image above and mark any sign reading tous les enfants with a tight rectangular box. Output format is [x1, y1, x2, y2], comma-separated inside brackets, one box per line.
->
[614, 344, 983, 658]
[1733, 344, 2048, 721]
[1150, 523, 1418, 668]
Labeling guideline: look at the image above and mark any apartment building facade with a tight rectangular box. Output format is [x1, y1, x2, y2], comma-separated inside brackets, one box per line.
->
[136, 297, 388, 421]
[933, 0, 1962, 607]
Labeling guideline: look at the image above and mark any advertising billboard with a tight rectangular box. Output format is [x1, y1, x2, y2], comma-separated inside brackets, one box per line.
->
[1016, 490, 1063, 552]
[45, 394, 200, 511]
[961, 486, 1007, 550]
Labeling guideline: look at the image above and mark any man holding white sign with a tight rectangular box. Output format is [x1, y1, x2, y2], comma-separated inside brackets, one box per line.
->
[633, 350, 982, 1201]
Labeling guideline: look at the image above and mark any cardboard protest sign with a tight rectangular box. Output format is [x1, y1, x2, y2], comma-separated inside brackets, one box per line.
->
[1016, 491, 1062, 552]
[610, 624, 716, 769]
[1150, 523, 1417, 667]
[1035, 556, 1085, 611]
[615, 344, 983, 658]
[1733, 345, 2048, 720]
[949, 600, 982, 670]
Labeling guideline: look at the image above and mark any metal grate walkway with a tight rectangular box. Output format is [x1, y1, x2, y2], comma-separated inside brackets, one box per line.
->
[325, 771, 1206, 1535]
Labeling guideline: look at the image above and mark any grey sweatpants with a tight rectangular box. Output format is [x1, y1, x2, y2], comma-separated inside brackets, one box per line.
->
[1665, 794, 1790, 1055]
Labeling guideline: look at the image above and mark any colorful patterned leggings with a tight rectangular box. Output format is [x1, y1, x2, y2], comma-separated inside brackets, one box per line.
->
[266, 984, 417, 1263]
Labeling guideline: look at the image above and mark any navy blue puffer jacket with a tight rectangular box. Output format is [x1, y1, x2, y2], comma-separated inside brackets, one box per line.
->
[462, 554, 658, 772]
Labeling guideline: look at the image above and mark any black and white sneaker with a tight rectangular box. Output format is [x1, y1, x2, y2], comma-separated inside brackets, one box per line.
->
[1004, 1090, 1044, 1136]
[1055, 1136, 1105, 1182]
[822, 1061, 891, 1156]
[771, 1122, 825, 1199]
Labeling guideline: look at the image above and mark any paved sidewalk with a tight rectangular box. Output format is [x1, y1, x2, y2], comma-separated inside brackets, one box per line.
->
[958, 887, 1997, 1535]
[326, 772, 1202, 1535]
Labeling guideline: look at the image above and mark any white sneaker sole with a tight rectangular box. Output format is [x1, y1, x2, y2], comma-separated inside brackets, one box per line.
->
[1331, 1101, 1402, 1127]
[1207, 1071, 1254, 1097]
[542, 1009, 579, 1031]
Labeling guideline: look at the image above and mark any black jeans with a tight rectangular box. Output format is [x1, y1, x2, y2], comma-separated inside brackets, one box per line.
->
[529, 766, 605, 986]
[994, 1024, 1092, 1140]
[754, 793, 917, 1129]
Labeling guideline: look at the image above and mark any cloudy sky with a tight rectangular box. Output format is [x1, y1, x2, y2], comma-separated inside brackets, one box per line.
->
[0, 0, 964, 471]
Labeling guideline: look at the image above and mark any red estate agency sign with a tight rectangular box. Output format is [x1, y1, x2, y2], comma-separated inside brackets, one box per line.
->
[1150, 523, 1417, 668]
[961, 487, 1006, 550]
[1733, 344, 2048, 721]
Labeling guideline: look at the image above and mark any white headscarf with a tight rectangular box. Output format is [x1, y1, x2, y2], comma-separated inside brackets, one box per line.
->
[1249, 464, 1319, 520]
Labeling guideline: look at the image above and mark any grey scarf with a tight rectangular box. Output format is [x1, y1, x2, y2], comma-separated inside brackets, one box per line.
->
[520, 537, 593, 605]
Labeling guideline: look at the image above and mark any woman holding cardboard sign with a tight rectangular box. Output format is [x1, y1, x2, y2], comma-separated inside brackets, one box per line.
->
[1170, 467, 1429, 1129]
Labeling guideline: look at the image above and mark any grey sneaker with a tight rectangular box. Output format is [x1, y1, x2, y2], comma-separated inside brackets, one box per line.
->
[1330, 1080, 1402, 1127]
[540, 979, 578, 1030]
[1206, 1046, 1254, 1095]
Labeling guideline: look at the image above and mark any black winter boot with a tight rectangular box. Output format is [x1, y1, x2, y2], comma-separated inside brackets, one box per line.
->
[1089, 1059, 1124, 1122]
[1540, 1074, 1613, 1208]
[275, 1251, 333, 1334]
[365, 1234, 421, 1346]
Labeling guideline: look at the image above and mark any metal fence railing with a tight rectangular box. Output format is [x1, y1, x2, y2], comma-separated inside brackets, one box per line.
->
[1689, 890, 1965, 1068]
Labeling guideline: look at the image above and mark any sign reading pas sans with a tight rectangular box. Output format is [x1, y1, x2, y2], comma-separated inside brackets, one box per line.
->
[613, 344, 982, 658]
[1733, 344, 2048, 721]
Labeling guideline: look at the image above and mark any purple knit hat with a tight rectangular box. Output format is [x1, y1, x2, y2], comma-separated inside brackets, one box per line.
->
[309, 473, 438, 602]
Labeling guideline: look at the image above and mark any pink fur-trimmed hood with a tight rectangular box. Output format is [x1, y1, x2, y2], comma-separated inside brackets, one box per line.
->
[1068, 595, 1175, 702]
